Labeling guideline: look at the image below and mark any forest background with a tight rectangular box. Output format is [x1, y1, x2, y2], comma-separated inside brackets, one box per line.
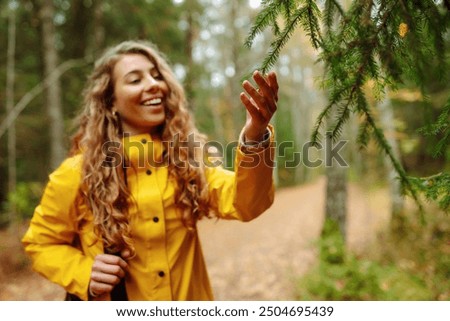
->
[0, 0, 448, 300]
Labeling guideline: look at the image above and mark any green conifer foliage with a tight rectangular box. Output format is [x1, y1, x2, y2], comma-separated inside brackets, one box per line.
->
[246, 0, 450, 212]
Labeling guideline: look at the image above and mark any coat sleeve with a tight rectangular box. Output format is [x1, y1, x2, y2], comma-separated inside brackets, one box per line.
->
[206, 125, 275, 222]
[21, 155, 94, 301]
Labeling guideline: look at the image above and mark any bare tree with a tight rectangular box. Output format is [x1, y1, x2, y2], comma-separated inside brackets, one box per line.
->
[184, 0, 197, 108]
[325, 130, 348, 240]
[6, 2, 17, 229]
[228, 0, 246, 138]
[378, 91, 404, 217]
[0, 60, 83, 140]
[39, 0, 65, 169]
[92, 0, 105, 55]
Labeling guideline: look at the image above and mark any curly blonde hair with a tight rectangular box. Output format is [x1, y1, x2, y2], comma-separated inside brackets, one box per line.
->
[70, 40, 210, 255]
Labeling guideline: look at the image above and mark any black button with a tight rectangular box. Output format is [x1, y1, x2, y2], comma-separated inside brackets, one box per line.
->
[153, 217, 159, 223]
[141, 138, 147, 144]
[158, 271, 165, 277]
[146, 169, 152, 175]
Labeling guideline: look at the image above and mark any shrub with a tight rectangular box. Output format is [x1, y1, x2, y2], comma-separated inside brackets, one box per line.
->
[295, 218, 434, 300]
[1, 182, 44, 227]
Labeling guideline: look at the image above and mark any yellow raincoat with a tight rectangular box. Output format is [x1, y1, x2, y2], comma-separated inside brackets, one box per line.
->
[22, 127, 275, 301]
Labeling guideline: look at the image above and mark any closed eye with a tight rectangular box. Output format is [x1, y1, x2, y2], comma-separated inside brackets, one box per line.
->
[150, 67, 163, 80]
[152, 73, 163, 80]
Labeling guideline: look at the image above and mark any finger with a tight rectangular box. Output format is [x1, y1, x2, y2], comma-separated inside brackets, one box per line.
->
[95, 254, 123, 264]
[92, 258, 127, 278]
[242, 81, 272, 120]
[95, 254, 128, 271]
[250, 72, 277, 115]
[253, 71, 277, 100]
[240, 93, 271, 122]
[253, 71, 277, 107]
[90, 270, 123, 286]
[96, 262, 126, 278]
[121, 248, 132, 260]
[267, 71, 279, 102]
[240, 92, 265, 123]
[90, 279, 115, 295]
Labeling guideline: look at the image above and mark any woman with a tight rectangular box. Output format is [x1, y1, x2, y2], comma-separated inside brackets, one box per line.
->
[22, 40, 278, 300]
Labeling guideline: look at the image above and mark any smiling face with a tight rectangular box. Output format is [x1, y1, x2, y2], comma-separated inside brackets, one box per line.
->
[112, 53, 169, 136]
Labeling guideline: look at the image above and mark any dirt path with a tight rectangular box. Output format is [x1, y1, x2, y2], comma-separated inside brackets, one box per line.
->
[199, 177, 390, 300]
[0, 177, 389, 300]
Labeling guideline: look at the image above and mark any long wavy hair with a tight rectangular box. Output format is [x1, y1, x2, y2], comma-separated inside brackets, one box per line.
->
[70, 40, 210, 255]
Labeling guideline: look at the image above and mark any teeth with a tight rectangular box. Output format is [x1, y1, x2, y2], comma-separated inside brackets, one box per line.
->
[143, 98, 162, 106]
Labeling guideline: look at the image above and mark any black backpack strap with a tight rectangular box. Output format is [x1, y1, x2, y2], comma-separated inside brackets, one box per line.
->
[110, 276, 128, 300]
[65, 293, 82, 301]
[108, 251, 129, 301]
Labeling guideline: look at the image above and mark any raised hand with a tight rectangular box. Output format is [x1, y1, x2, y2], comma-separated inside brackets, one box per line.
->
[240, 70, 279, 142]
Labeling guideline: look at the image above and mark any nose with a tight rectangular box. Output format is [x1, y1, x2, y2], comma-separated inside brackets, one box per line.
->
[144, 75, 159, 92]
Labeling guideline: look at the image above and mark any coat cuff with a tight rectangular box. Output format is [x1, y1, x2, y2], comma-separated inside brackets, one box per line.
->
[238, 125, 273, 154]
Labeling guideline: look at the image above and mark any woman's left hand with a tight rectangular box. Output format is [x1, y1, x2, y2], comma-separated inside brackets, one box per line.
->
[240, 70, 279, 142]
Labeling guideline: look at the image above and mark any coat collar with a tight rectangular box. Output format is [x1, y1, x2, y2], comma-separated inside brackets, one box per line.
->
[122, 133, 166, 169]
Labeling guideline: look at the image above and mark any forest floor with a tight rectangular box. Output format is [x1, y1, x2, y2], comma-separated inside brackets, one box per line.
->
[0, 177, 391, 300]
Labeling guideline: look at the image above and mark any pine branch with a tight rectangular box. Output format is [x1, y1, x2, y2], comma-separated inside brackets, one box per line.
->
[419, 94, 450, 157]
[258, 7, 307, 73]
[357, 90, 424, 216]
[324, 0, 345, 30]
[245, 0, 283, 48]
[301, 0, 323, 49]
[409, 173, 450, 212]
[281, 0, 296, 20]
[311, 84, 350, 146]
[331, 88, 356, 140]
[272, 20, 281, 36]
[357, 117, 371, 148]
[247, 0, 323, 73]
[247, 0, 449, 212]
[311, 100, 333, 146]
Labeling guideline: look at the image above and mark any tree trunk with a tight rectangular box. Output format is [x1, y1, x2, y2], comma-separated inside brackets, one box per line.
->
[325, 116, 348, 240]
[184, 1, 196, 108]
[229, 0, 245, 138]
[289, 67, 314, 184]
[6, 4, 17, 230]
[83, 0, 104, 59]
[325, 156, 347, 239]
[66, 0, 90, 58]
[325, 0, 349, 240]
[378, 90, 404, 217]
[39, 0, 65, 169]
